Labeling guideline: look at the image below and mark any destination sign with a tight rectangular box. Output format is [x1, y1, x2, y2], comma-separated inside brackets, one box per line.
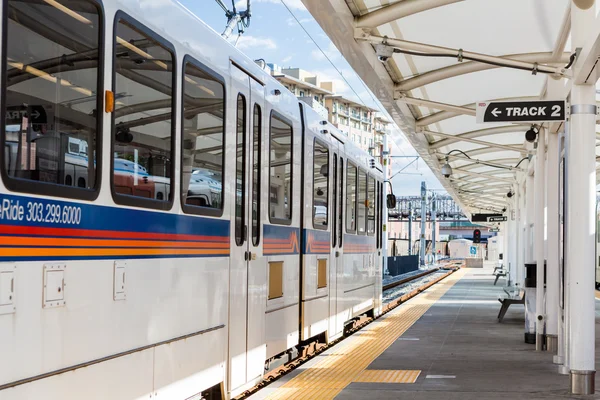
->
[476, 100, 566, 123]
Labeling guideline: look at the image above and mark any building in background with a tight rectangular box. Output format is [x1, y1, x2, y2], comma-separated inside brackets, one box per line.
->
[268, 64, 332, 120]
[324, 94, 377, 153]
[266, 62, 387, 154]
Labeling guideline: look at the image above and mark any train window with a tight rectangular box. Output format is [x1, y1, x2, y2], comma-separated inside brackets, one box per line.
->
[235, 94, 246, 246]
[357, 169, 367, 235]
[1, 0, 102, 199]
[180, 58, 225, 216]
[332, 154, 337, 247]
[252, 104, 261, 246]
[367, 176, 376, 236]
[313, 140, 329, 229]
[346, 161, 357, 233]
[112, 17, 174, 208]
[339, 157, 344, 245]
[269, 112, 293, 224]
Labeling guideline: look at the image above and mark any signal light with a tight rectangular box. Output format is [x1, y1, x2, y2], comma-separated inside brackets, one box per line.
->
[473, 229, 481, 244]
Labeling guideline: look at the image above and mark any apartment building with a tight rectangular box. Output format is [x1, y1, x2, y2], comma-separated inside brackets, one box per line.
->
[324, 94, 379, 153]
[266, 63, 391, 154]
[268, 64, 332, 120]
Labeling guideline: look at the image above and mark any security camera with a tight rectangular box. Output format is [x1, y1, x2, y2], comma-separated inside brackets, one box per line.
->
[375, 43, 393, 63]
[441, 157, 452, 178]
[502, 207, 507, 212]
[507, 191, 514, 198]
[525, 126, 538, 143]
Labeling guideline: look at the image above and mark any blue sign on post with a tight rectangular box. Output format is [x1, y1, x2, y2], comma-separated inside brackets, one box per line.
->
[470, 246, 477, 256]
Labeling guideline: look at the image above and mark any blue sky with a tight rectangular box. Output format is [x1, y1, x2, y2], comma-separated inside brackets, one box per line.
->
[179, 0, 444, 196]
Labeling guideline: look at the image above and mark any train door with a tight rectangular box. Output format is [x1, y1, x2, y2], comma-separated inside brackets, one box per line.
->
[333, 152, 345, 336]
[228, 64, 266, 393]
[329, 145, 343, 338]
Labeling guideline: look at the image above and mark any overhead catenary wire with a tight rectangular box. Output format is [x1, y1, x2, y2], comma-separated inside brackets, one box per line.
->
[281, 0, 438, 187]
[278, 0, 372, 112]
[215, 0, 228, 12]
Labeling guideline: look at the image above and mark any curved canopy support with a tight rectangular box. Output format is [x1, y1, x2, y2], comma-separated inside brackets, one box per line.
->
[455, 157, 523, 171]
[422, 129, 527, 153]
[417, 97, 537, 127]
[396, 52, 570, 92]
[429, 125, 529, 149]
[356, 0, 464, 29]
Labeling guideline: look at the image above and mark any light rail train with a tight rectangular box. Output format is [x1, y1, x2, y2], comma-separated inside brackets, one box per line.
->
[0, 0, 386, 399]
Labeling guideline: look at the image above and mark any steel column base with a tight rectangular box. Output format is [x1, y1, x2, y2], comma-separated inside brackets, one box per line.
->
[570, 370, 595, 395]
[546, 335, 558, 353]
[536, 334, 545, 351]
[553, 355, 564, 365]
[558, 365, 570, 375]
[524, 332, 536, 344]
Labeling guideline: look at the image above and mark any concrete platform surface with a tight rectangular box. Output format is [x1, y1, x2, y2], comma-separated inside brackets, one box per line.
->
[249, 266, 600, 400]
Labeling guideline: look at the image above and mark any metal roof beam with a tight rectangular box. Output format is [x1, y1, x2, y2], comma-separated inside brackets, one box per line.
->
[429, 125, 529, 149]
[417, 98, 537, 127]
[451, 169, 515, 183]
[442, 153, 525, 171]
[457, 158, 523, 171]
[356, 33, 570, 77]
[356, 0, 464, 29]
[397, 52, 571, 92]
[421, 129, 528, 154]
[395, 95, 475, 115]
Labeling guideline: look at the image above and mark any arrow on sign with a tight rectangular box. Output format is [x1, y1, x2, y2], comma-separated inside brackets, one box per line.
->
[491, 108, 501, 117]
[30, 110, 40, 119]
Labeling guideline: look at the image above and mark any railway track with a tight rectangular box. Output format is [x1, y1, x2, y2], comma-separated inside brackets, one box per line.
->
[234, 264, 461, 400]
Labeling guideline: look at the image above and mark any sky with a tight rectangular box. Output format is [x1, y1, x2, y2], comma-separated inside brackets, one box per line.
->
[178, 0, 445, 196]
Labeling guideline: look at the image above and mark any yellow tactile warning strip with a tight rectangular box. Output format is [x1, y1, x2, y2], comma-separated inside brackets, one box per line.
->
[353, 369, 421, 383]
[263, 269, 467, 400]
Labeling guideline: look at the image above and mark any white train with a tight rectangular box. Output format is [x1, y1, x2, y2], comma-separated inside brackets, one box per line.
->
[0, 0, 386, 399]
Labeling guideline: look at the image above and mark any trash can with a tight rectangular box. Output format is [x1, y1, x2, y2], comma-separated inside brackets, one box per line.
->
[523, 261, 546, 344]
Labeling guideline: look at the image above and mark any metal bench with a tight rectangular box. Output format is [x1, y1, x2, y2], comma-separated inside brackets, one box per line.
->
[493, 269, 508, 285]
[497, 289, 525, 322]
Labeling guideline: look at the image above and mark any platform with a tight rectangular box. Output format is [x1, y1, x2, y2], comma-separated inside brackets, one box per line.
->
[249, 266, 600, 399]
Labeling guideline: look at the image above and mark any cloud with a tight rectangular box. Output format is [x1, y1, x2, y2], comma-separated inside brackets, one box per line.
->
[281, 55, 293, 63]
[234, 35, 277, 50]
[311, 42, 340, 62]
[286, 16, 314, 26]
[235, 0, 306, 11]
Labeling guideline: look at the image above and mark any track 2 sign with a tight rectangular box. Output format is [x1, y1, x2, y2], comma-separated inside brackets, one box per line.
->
[476, 100, 566, 123]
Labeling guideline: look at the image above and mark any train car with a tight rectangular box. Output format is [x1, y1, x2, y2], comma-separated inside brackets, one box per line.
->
[0, 1, 384, 399]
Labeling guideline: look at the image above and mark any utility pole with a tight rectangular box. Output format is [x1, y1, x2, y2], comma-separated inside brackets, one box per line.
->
[408, 201, 412, 256]
[382, 132, 389, 275]
[432, 193, 437, 263]
[420, 181, 426, 266]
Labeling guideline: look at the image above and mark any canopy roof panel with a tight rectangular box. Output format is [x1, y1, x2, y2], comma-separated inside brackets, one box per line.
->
[301, 0, 598, 215]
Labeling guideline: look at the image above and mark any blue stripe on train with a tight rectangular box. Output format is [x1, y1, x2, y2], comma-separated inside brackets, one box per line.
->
[0, 192, 230, 238]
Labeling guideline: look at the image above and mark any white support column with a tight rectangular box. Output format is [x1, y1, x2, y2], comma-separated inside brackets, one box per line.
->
[566, 1, 597, 393]
[557, 126, 568, 372]
[508, 196, 517, 286]
[535, 129, 546, 351]
[526, 170, 535, 263]
[515, 181, 524, 287]
[546, 126, 560, 354]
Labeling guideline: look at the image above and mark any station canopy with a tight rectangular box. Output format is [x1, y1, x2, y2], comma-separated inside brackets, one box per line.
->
[302, 0, 600, 216]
